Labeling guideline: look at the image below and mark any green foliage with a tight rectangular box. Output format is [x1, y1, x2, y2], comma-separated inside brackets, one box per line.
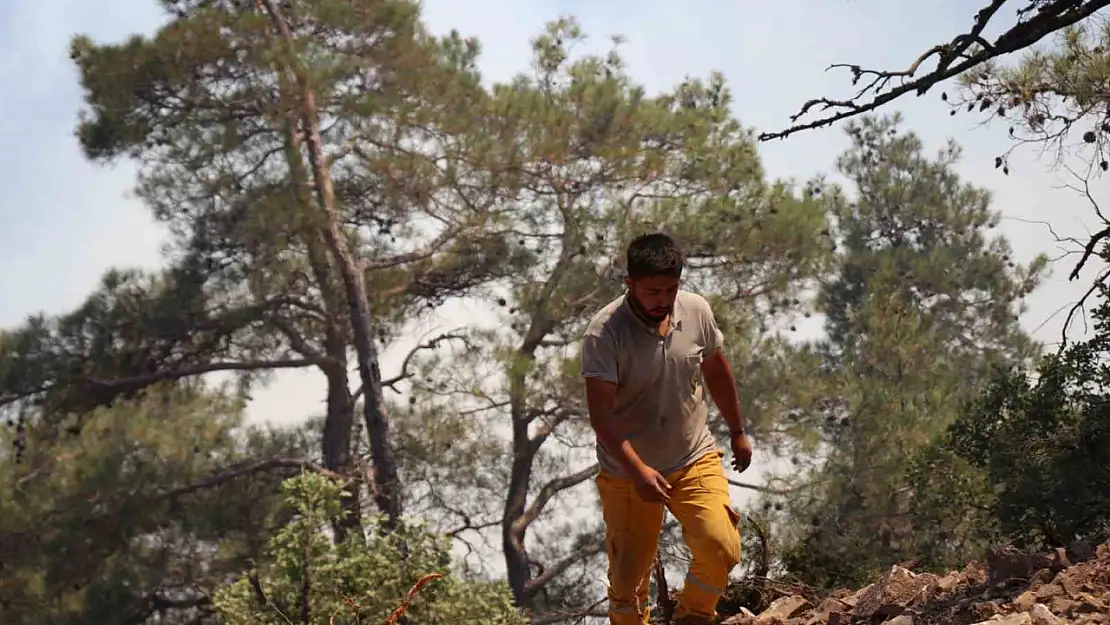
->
[212, 473, 527, 625]
[68, 0, 535, 529]
[0, 385, 314, 624]
[902, 440, 998, 573]
[777, 115, 1046, 588]
[911, 286, 1110, 559]
[0, 264, 284, 420]
[396, 16, 837, 610]
[957, 21, 1110, 173]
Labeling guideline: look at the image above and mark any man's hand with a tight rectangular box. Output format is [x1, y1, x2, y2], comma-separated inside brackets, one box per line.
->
[632, 466, 672, 503]
[730, 431, 753, 473]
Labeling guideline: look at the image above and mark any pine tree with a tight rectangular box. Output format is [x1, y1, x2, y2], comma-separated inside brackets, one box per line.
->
[68, 0, 522, 530]
[398, 18, 836, 613]
[778, 114, 1048, 587]
[0, 385, 316, 624]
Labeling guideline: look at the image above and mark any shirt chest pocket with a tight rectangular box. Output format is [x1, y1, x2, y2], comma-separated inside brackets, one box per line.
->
[672, 353, 704, 401]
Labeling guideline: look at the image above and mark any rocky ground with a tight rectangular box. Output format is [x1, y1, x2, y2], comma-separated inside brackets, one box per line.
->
[690, 539, 1110, 625]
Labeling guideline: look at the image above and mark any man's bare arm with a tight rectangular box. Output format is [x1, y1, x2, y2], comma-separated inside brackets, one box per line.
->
[584, 377, 649, 477]
[701, 348, 745, 435]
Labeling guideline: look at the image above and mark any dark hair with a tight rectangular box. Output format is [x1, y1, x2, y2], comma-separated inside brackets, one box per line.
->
[626, 232, 685, 279]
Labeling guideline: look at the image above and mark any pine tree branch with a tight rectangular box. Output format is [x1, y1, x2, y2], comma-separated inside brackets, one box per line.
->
[523, 520, 681, 597]
[759, 0, 1110, 142]
[84, 359, 314, 390]
[161, 457, 348, 500]
[0, 359, 314, 410]
[527, 599, 609, 625]
[267, 316, 330, 364]
[352, 331, 469, 400]
[728, 478, 799, 496]
[515, 463, 599, 533]
[522, 540, 606, 596]
[363, 223, 467, 270]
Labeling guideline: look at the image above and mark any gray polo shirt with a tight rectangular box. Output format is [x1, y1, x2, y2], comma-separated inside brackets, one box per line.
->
[579, 289, 725, 477]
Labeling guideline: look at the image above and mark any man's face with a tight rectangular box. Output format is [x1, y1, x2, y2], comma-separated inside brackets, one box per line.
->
[625, 274, 681, 322]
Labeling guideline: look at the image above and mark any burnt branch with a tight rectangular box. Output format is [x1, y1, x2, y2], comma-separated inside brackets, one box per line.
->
[759, 0, 1110, 142]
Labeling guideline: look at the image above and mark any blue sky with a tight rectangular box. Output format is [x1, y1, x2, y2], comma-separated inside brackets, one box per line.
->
[1, 0, 1105, 427]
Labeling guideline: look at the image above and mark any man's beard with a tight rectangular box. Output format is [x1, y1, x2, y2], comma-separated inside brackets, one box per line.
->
[629, 295, 670, 323]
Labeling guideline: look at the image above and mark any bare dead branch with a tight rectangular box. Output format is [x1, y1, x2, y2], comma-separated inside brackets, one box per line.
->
[1064, 173, 1110, 282]
[383, 573, 444, 625]
[747, 517, 772, 578]
[654, 555, 674, 625]
[759, 0, 1110, 142]
[1062, 266, 1110, 344]
[446, 517, 501, 538]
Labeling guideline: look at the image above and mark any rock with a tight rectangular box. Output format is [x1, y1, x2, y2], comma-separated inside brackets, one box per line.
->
[1035, 583, 1063, 601]
[754, 595, 808, 625]
[1030, 568, 1055, 588]
[1013, 590, 1037, 611]
[803, 598, 848, 625]
[854, 566, 930, 619]
[1059, 574, 1080, 597]
[988, 545, 1056, 585]
[841, 584, 868, 608]
[976, 613, 1032, 625]
[1074, 591, 1106, 613]
[1069, 539, 1097, 563]
[1097, 542, 1110, 560]
[964, 560, 989, 585]
[1049, 547, 1071, 572]
[1029, 603, 1064, 625]
[1047, 595, 1077, 615]
[965, 600, 1001, 621]
[933, 572, 960, 594]
[709, 538, 1110, 625]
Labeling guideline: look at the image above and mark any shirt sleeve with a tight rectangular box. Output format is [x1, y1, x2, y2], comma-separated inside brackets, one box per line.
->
[703, 300, 725, 355]
[580, 325, 619, 384]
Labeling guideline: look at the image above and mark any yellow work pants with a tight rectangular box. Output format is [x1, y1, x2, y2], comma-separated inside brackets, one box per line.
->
[596, 449, 742, 625]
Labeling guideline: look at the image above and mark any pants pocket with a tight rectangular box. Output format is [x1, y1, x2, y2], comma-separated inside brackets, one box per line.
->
[725, 503, 742, 529]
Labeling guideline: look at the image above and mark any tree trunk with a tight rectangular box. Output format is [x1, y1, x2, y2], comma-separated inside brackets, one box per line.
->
[259, 0, 403, 529]
[502, 225, 579, 607]
[280, 103, 362, 537]
[503, 363, 536, 607]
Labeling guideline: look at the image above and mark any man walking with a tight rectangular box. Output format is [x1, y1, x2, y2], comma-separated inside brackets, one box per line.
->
[581, 232, 753, 625]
